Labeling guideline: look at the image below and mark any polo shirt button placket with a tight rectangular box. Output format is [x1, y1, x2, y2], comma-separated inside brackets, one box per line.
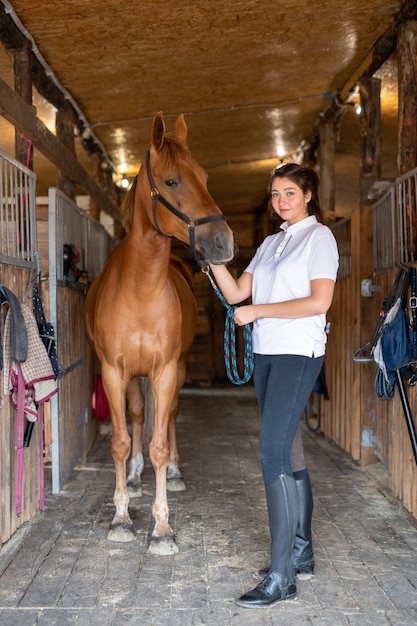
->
[275, 232, 292, 259]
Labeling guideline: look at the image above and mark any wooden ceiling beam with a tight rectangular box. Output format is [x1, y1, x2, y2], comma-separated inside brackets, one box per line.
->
[308, 0, 417, 156]
[0, 4, 66, 110]
[0, 3, 106, 154]
[0, 77, 122, 221]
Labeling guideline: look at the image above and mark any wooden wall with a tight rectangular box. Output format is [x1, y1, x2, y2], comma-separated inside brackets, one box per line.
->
[322, 272, 360, 459]
[319, 206, 417, 521]
[53, 284, 91, 488]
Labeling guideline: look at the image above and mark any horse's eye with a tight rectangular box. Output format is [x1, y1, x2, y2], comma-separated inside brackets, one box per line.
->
[165, 179, 177, 188]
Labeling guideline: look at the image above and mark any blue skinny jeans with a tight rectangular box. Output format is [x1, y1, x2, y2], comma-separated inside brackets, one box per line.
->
[253, 353, 324, 485]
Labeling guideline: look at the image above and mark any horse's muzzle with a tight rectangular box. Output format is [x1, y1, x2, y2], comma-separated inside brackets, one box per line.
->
[196, 223, 234, 264]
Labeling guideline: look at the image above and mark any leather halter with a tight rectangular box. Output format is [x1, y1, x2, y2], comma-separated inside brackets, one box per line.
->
[145, 150, 225, 264]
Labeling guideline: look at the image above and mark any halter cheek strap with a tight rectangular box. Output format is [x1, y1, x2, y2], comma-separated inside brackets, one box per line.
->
[145, 151, 225, 264]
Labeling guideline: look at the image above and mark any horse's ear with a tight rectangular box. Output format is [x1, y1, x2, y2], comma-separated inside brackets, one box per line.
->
[175, 114, 188, 145]
[151, 111, 166, 152]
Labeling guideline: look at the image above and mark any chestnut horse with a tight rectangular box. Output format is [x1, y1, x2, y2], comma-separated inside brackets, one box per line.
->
[85, 112, 234, 554]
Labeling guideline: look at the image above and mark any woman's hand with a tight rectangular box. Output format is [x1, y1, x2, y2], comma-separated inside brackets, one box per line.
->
[234, 305, 257, 326]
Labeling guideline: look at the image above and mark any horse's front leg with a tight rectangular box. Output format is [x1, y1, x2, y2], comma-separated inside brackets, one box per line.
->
[126, 377, 145, 498]
[148, 365, 179, 555]
[102, 366, 136, 543]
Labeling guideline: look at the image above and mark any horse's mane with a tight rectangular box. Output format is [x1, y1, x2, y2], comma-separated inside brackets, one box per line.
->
[158, 134, 190, 166]
[122, 137, 191, 233]
[121, 175, 138, 232]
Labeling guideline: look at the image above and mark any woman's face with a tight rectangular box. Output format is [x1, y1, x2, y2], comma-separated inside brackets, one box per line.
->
[270, 176, 311, 225]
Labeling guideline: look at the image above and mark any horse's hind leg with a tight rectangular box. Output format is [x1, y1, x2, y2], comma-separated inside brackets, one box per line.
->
[166, 397, 185, 492]
[167, 361, 186, 492]
[126, 377, 145, 498]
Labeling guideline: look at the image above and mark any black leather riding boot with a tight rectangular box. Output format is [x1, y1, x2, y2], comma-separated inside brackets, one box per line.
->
[293, 471, 315, 576]
[267, 473, 298, 582]
[253, 470, 315, 582]
[237, 474, 298, 608]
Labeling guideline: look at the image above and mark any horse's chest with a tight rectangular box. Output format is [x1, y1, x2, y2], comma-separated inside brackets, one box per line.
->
[122, 294, 182, 340]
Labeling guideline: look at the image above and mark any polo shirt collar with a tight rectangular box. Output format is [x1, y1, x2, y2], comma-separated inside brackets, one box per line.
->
[280, 215, 317, 235]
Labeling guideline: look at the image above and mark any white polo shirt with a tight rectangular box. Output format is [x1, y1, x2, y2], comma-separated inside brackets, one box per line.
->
[245, 216, 339, 357]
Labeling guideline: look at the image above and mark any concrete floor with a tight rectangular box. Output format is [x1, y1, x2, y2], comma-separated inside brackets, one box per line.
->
[0, 385, 417, 625]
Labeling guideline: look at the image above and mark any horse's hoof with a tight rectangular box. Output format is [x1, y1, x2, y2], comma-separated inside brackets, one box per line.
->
[107, 522, 136, 543]
[127, 483, 143, 498]
[148, 534, 179, 555]
[167, 478, 186, 492]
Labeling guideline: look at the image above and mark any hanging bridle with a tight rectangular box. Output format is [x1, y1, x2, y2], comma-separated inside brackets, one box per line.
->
[145, 150, 225, 266]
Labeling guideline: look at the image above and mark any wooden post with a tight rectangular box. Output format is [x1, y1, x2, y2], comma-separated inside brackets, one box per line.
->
[357, 77, 382, 466]
[397, 19, 417, 174]
[89, 152, 101, 221]
[301, 144, 316, 169]
[318, 119, 336, 214]
[358, 204, 379, 467]
[352, 76, 381, 467]
[13, 38, 33, 169]
[359, 76, 382, 203]
[56, 104, 77, 201]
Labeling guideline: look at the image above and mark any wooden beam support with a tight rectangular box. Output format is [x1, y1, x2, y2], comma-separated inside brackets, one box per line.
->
[359, 76, 381, 203]
[56, 104, 77, 201]
[0, 78, 122, 221]
[318, 120, 336, 214]
[13, 38, 33, 169]
[397, 19, 417, 174]
[0, 76, 37, 135]
[0, 4, 67, 111]
[309, 0, 417, 156]
[0, 3, 109, 161]
[89, 152, 101, 221]
[338, 23, 397, 104]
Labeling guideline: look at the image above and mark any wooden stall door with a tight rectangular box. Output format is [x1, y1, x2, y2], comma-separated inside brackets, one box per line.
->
[0, 148, 42, 546]
[48, 190, 89, 493]
[51, 286, 88, 491]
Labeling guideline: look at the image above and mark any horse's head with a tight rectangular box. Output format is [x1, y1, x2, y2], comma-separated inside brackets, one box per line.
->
[141, 112, 234, 265]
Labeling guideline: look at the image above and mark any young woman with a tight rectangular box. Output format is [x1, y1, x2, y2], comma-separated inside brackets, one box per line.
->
[209, 163, 339, 608]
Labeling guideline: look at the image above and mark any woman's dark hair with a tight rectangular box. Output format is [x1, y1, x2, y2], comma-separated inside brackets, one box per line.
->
[267, 163, 326, 225]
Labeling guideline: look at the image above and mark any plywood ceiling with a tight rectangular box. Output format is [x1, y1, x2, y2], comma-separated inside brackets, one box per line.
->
[0, 0, 405, 220]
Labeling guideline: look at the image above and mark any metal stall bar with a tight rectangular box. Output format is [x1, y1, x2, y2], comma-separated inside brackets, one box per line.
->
[395, 369, 417, 465]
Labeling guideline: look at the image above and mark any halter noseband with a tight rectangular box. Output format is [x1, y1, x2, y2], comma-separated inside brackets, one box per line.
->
[145, 150, 225, 265]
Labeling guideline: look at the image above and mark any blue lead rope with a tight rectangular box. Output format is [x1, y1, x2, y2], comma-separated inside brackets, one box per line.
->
[202, 266, 254, 385]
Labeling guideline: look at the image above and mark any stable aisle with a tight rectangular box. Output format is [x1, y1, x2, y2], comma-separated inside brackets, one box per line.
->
[0, 386, 416, 625]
